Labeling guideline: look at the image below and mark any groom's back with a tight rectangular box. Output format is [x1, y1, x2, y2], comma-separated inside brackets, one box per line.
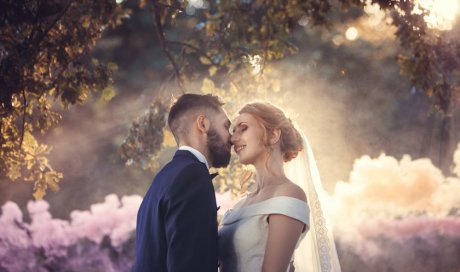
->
[133, 150, 217, 272]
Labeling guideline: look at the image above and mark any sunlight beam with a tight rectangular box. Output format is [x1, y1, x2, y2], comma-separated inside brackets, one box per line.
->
[415, 0, 459, 30]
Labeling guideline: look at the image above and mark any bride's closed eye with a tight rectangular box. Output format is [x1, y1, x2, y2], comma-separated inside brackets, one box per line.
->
[233, 123, 248, 134]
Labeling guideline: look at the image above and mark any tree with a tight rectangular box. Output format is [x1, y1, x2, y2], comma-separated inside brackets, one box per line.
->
[0, 0, 129, 199]
[122, 0, 460, 190]
[2, 0, 460, 198]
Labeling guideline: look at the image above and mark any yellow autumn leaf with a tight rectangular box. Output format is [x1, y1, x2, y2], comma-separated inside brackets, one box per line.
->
[22, 131, 38, 151]
[82, 17, 91, 29]
[201, 78, 216, 93]
[6, 165, 21, 181]
[37, 156, 50, 169]
[45, 175, 61, 192]
[33, 187, 45, 200]
[200, 56, 212, 65]
[209, 65, 218, 76]
[26, 159, 35, 170]
[48, 87, 56, 96]
[34, 144, 49, 155]
[11, 95, 20, 108]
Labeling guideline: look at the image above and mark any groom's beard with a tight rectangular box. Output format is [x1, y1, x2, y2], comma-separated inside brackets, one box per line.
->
[207, 127, 231, 168]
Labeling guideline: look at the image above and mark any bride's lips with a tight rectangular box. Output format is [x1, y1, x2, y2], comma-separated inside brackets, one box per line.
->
[234, 145, 246, 153]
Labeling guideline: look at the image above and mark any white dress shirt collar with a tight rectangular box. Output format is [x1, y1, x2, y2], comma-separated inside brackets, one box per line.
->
[178, 146, 210, 169]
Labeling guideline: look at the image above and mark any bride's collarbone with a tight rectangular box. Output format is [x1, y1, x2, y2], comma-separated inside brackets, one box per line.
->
[241, 182, 291, 207]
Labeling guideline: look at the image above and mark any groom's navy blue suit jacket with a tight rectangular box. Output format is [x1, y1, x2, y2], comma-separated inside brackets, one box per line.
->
[133, 150, 218, 272]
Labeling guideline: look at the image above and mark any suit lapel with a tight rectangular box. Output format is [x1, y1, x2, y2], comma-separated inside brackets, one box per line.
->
[210, 172, 219, 179]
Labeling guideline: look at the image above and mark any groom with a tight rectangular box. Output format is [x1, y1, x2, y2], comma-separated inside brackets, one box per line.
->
[133, 93, 232, 272]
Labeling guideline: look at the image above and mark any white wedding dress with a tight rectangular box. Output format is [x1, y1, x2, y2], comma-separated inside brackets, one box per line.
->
[218, 196, 309, 272]
[218, 132, 342, 272]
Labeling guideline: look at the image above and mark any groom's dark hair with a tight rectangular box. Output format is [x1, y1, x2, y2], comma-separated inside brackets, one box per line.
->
[168, 93, 224, 142]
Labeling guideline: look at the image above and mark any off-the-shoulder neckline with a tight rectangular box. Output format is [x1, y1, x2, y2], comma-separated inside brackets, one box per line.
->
[234, 195, 308, 211]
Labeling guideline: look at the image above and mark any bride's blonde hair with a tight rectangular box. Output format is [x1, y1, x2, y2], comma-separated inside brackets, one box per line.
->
[237, 102, 304, 192]
[239, 102, 303, 162]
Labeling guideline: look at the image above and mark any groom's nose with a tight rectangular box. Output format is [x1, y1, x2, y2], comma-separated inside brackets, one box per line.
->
[228, 139, 233, 147]
[230, 134, 238, 144]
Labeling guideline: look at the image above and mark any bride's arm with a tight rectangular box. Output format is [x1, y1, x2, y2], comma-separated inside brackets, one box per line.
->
[262, 214, 305, 272]
[262, 184, 307, 272]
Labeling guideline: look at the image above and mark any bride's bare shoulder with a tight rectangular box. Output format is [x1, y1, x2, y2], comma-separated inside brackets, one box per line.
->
[273, 181, 307, 202]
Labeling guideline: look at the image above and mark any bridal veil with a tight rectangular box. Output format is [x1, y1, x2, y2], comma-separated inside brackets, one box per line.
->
[284, 130, 342, 272]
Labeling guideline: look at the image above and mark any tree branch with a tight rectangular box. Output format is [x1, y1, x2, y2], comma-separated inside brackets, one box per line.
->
[27, 0, 74, 51]
[19, 90, 27, 148]
[166, 40, 215, 65]
[151, 2, 185, 93]
[167, 40, 247, 92]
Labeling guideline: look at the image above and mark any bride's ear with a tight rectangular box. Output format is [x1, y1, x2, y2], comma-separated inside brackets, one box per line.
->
[269, 128, 281, 145]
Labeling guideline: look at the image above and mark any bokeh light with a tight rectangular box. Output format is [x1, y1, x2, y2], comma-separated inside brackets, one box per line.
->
[345, 27, 359, 40]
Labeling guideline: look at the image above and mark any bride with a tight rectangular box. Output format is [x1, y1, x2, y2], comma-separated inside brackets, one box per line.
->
[218, 102, 341, 272]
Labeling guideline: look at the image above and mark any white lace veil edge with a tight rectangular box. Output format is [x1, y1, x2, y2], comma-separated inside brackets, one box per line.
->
[284, 130, 341, 272]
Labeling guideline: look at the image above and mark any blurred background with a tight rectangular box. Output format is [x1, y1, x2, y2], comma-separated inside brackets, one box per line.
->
[1, 0, 460, 271]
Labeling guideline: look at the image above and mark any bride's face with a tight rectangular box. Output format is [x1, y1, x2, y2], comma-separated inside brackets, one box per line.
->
[231, 113, 267, 165]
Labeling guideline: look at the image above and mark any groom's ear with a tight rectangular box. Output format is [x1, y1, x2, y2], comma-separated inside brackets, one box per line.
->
[196, 114, 210, 134]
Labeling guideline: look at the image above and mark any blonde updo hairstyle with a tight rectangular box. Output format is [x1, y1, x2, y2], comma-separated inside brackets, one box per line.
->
[239, 102, 304, 162]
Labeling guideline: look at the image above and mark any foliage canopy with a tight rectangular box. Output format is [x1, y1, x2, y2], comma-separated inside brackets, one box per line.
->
[1, 0, 460, 198]
[123, 0, 460, 194]
[0, 0, 129, 199]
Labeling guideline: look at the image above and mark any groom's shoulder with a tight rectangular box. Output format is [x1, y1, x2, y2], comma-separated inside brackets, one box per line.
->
[171, 150, 202, 166]
[160, 153, 208, 178]
[155, 157, 209, 195]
